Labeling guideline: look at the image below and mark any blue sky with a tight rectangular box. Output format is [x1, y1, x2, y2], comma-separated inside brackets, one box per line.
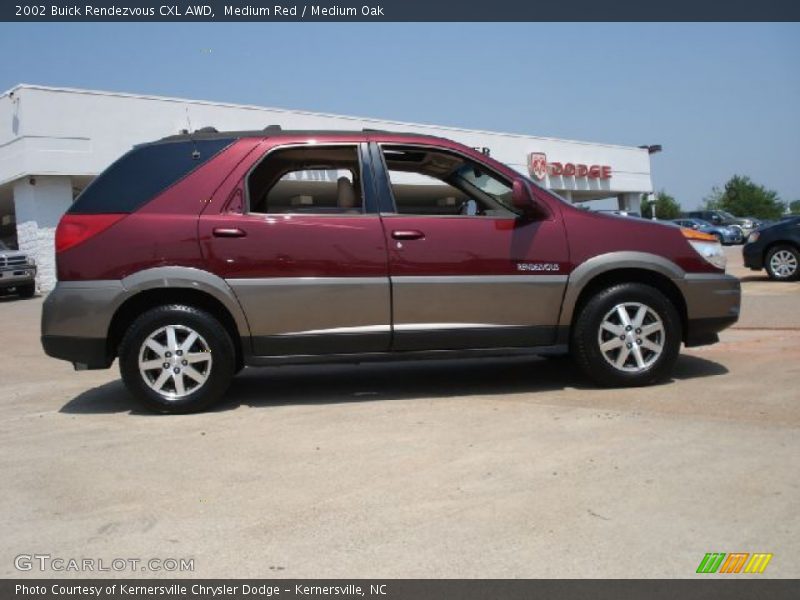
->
[1, 22, 798, 208]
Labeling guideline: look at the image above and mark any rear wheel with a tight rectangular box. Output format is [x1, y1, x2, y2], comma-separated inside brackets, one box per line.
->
[571, 283, 681, 387]
[765, 245, 800, 281]
[119, 305, 235, 413]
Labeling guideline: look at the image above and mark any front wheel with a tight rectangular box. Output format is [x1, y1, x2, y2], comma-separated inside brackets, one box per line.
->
[765, 245, 800, 281]
[571, 283, 682, 387]
[118, 305, 236, 413]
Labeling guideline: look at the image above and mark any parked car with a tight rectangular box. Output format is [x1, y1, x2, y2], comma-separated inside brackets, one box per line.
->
[596, 209, 642, 218]
[671, 218, 743, 245]
[743, 216, 800, 281]
[41, 128, 741, 413]
[0, 240, 36, 298]
[683, 210, 758, 239]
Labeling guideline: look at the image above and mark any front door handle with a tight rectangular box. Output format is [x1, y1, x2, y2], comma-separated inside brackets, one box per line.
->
[391, 229, 425, 241]
[213, 227, 247, 238]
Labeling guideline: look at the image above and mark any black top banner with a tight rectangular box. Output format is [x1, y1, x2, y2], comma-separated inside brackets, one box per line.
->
[4, 0, 800, 22]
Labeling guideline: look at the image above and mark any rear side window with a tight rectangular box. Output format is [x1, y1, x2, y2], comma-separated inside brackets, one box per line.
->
[69, 138, 234, 214]
[247, 145, 364, 214]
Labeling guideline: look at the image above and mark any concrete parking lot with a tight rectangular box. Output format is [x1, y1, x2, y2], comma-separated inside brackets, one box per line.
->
[1, 246, 798, 578]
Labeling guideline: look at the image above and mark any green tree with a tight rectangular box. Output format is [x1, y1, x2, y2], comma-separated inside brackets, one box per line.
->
[789, 199, 800, 215]
[702, 175, 786, 220]
[641, 191, 682, 220]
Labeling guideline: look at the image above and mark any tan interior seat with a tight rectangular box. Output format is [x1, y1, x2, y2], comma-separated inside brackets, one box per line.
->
[337, 177, 359, 212]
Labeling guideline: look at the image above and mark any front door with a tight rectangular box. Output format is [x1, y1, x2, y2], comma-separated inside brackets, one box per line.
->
[370, 143, 569, 351]
[200, 142, 391, 356]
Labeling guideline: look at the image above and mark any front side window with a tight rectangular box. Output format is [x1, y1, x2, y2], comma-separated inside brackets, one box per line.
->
[248, 145, 363, 214]
[380, 146, 515, 217]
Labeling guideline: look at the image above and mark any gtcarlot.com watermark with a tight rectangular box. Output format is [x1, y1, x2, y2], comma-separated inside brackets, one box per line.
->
[14, 553, 194, 573]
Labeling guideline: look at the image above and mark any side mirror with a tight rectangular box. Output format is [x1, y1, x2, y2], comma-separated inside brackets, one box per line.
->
[511, 179, 543, 218]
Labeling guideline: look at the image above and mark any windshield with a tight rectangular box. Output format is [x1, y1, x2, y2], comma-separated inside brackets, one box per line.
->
[719, 211, 737, 220]
[0, 241, 8, 251]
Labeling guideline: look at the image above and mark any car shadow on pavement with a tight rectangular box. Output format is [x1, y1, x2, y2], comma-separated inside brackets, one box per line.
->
[0, 293, 37, 303]
[738, 274, 770, 282]
[59, 353, 728, 415]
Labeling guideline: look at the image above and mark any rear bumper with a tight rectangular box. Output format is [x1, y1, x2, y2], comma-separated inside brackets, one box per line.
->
[677, 273, 741, 347]
[41, 335, 112, 369]
[41, 281, 125, 369]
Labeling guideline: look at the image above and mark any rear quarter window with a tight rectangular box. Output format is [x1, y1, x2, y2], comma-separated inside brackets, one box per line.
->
[69, 138, 234, 214]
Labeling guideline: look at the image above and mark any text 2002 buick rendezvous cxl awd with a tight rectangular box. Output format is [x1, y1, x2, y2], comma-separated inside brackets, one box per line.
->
[41, 129, 740, 413]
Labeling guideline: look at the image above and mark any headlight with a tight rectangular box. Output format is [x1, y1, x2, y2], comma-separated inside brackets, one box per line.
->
[681, 227, 726, 270]
[748, 231, 760, 243]
[26, 256, 36, 266]
[742, 220, 753, 228]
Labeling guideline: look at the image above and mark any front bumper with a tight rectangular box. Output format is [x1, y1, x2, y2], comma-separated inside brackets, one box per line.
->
[677, 273, 741, 347]
[722, 231, 744, 244]
[0, 266, 36, 289]
[742, 243, 764, 270]
[738, 225, 757, 239]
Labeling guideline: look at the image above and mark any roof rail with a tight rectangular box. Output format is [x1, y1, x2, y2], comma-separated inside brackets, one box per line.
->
[195, 126, 218, 133]
[263, 124, 282, 132]
[362, 128, 387, 132]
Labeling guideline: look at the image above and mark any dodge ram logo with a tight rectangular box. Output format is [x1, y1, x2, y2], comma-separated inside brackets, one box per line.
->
[529, 152, 547, 181]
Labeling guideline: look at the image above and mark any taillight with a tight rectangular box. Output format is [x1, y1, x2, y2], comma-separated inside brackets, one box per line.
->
[55, 214, 126, 253]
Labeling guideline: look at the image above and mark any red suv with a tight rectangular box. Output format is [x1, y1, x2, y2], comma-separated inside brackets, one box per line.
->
[41, 129, 740, 413]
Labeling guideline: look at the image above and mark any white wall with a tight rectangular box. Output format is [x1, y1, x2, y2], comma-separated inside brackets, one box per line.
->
[13, 176, 73, 292]
[0, 85, 653, 196]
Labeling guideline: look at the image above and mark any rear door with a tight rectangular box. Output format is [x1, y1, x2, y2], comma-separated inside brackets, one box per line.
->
[199, 141, 391, 356]
[370, 142, 569, 351]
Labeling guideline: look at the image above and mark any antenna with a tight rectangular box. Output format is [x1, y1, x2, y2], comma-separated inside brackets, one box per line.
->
[184, 107, 200, 160]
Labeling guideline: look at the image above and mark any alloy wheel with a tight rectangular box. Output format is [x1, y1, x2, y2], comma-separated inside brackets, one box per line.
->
[597, 302, 665, 373]
[769, 250, 798, 279]
[138, 324, 213, 399]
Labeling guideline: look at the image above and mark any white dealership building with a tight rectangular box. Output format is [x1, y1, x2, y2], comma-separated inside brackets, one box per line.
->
[0, 84, 655, 291]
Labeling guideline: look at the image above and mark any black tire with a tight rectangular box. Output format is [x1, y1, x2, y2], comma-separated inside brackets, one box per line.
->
[571, 283, 682, 387]
[17, 283, 36, 299]
[765, 245, 800, 281]
[118, 305, 236, 414]
[713, 233, 724, 245]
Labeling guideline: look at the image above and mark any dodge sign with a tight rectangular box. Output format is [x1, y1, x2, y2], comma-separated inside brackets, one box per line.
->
[528, 152, 612, 180]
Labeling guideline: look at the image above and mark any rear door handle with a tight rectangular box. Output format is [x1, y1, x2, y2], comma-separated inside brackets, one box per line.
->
[213, 227, 247, 238]
[391, 229, 425, 241]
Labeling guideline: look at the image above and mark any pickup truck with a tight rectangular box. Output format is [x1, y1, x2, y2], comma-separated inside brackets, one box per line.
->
[0, 241, 36, 298]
